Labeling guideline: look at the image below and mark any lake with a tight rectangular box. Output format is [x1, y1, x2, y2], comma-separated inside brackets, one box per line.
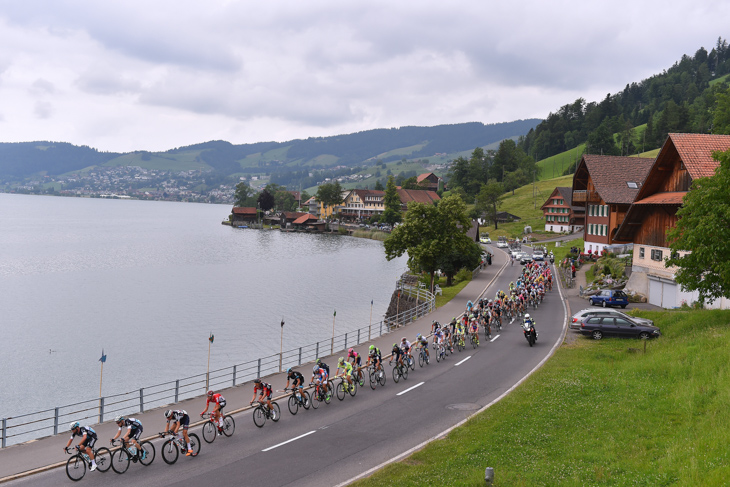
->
[0, 193, 407, 419]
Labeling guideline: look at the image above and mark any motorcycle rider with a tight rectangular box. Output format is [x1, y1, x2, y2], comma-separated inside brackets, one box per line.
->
[523, 313, 538, 341]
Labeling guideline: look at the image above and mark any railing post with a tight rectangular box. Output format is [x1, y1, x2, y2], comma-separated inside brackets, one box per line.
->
[298, 347, 302, 365]
[99, 398, 104, 424]
[344, 333, 348, 351]
[175, 380, 180, 403]
[233, 366, 237, 387]
[139, 388, 144, 413]
[315, 342, 319, 359]
[257, 358, 261, 379]
[1, 418, 6, 448]
[357, 329, 360, 345]
[54, 407, 59, 435]
[380, 320, 383, 336]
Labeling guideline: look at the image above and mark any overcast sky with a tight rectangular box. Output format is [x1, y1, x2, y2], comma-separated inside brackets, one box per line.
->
[0, 1, 727, 153]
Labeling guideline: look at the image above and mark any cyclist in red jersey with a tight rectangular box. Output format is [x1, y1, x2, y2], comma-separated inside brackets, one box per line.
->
[250, 378, 274, 414]
[200, 390, 226, 433]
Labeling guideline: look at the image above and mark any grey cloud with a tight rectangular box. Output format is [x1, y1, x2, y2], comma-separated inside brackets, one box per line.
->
[75, 73, 142, 95]
[34, 101, 53, 119]
[30, 78, 55, 94]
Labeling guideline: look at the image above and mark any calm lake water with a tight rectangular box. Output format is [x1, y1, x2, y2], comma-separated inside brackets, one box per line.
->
[0, 194, 407, 419]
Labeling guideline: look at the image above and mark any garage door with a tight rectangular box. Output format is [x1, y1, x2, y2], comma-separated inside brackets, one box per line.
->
[662, 281, 677, 308]
[649, 278, 662, 307]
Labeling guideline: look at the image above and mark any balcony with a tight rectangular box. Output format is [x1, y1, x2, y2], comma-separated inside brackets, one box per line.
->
[573, 190, 601, 203]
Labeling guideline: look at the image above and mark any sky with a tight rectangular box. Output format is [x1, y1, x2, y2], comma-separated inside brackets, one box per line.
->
[0, 1, 727, 153]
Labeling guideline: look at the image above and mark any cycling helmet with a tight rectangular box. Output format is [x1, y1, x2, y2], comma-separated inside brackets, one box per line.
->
[254, 378, 262, 384]
[393, 343, 398, 348]
[401, 337, 407, 342]
[369, 345, 375, 351]
[417, 333, 422, 340]
[114, 415, 125, 423]
[338, 357, 344, 365]
[316, 358, 321, 365]
[286, 367, 292, 373]
[207, 390, 214, 396]
[164, 410, 172, 419]
[313, 365, 319, 373]
[69, 421, 80, 431]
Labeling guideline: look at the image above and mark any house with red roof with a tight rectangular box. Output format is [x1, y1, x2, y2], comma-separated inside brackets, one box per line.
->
[572, 154, 654, 255]
[540, 186, 584, 233]
[396, 188, 440, 210]
[416, 172, 443, 192]
[231, 207, 258, 224]
[616, 133, 730, 309]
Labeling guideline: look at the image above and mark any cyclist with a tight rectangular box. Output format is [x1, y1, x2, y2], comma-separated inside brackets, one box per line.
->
[431, 320, 441, 348]
[416, 333, 430, 360]
[367, 345, 383, 376]
[200, 390, 227, 434]
[250, 378, 275, 416]
[347, 348, 362, 382]
[162, 409, 193, 456]
[455, 320, 466, 346]
[315, 358, 330, 377]
[400, 337, 413, 364]
[65, 422, 99, 471]
[284, 367, 306, 404]
[111, 416, 145, 460]
[469, 317, 480, 345]
[311, 363, 329, 398]
[449, 317, 457, 334]
[336, 357, 354, 391]
[389, 342, 404, 368]
[441, 325, 453, 353]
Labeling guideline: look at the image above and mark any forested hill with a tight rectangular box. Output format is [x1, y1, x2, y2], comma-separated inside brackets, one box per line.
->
[518, 37, 730, 161]
[0, 119, 540, 180]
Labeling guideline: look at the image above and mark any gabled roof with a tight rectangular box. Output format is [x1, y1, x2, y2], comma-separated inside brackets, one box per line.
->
[578, 155, 654, 204]
[665, 133, 730, 179]
[281, 211, 308, 220]
[417, 172, 439, 182]
[633, 192, 685, 205]
[396, 188, 440, 205]
[541, 187, 573, 210]
[232, 207, 257, 215]
[293, 214, 318, 225]
[352, 189, 384, 200]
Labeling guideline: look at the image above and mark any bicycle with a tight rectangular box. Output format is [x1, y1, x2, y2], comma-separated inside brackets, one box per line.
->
[110, 438, 155, 474]
[65, 445, 112, 481]
[470, 331, 480, 348]
[435, 342, 447, 362]
[252, 400, 281, 428]
[159, 431, 200, 464]
[309, 381, 332, 408]
[485, 321, 492, 340]
[351, 366, 366, 388]
[417, 346, 430, 366]
[284, 387, 311, 415]
[201, 412, 235, 443]
[390, 358, 408, 382]
[455, 333, 465, 352]
[367, 363, 386, 389]
[405, 352, 416, 371]
[334, 375, 357, 400]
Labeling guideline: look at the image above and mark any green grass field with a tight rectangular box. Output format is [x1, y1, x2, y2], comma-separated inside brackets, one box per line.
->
[355, 308, 730, 486]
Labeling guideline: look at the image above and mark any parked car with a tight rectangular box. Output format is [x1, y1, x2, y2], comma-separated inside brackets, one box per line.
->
[519, 253, 533, 265]
[570, 308, 654, 330]
[588, 289, 629, 308]
[578, 315, 661, 340]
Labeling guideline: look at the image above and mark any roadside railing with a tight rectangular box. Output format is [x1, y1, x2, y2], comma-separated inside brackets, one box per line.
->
[1, 281, 436, 448]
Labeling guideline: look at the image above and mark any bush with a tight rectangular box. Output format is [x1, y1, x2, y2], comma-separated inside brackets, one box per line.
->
[338, 227, 349, 235]
[454, 268, 472, 284]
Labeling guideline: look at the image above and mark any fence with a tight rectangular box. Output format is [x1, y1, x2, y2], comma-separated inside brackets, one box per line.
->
[1, 280, 435, 448]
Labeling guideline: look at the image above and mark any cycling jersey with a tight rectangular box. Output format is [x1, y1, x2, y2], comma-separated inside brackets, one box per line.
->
[254, 382, 272, 398]
[288, 371, 305, 384]
[339, 361, 353, 376]
[167, 410, 188, 422]
[400, 340, 411, 351]
[71, 426, 96, 440]
[313, 368, 328, 383]
[391, 347, 402, 359]
[369, 347, 381, 359]
[207, 393, 226, 408]
[120, 418, 142, 431]
[318, 362, 330, 375]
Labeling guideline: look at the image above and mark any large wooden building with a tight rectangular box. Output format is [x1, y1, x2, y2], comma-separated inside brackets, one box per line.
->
[616, 133, 730, 309]
[572, 155, 654, 254]
[540, 186, 584, 233]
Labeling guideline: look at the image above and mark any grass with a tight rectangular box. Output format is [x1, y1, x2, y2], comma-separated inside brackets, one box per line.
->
[536, 144, 585, 181]
[709, 73, 730, 87]
[434, 277, 471, 308]
[351, 229, 389, 241]
[355, 308, 730, 486]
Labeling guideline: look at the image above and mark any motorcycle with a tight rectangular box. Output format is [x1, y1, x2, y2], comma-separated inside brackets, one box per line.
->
[522, 319, 537, 347]
[549, 252, 554, 264]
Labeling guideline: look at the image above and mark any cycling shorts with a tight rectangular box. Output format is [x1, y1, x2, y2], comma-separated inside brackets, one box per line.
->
[216, 399, 227, 409]
[129, 426, 142, 441]
[292, 377, 304, 388]
[81, 435, 97, 449]
[178, 415, 190, 429]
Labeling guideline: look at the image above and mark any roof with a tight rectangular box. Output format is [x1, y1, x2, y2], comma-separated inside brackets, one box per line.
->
[281, 211, 308, 220]
[232, 207, 257, 215]
[351, 189, 384, 200]
[541, 187, 573, 210]
[665, 133, 730, 179]
[633, 192, 685, 205]
[396, 188, 440, 205]
[293, 214, 319, 225]
[581, 155, 654, 204]
[416, 172, 439, 183]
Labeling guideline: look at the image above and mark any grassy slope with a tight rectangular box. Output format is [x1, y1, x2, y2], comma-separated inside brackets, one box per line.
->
[709, 73, 730, 86]
[536, 144, 585, 181]
[356, 308, 730, 486]
[104, 151, 211, 171]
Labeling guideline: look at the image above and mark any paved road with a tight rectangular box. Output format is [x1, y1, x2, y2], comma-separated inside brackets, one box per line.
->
[2, 246, 568, 486]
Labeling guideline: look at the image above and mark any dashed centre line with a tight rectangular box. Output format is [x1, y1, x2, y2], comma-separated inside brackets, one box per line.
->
[396, 381, 425, 396]
[261, 430, 316, 452]
[490, 334, 500, 342]
[454, 356, 471, 366]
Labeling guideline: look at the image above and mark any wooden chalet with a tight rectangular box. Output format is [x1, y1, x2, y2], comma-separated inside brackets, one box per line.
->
[415, 172, 442, 192]
[572, 154, 654, 254]
[540, 186, 584, 233]
[396, 188, 440, 210]
[231, 207, 258, 224]
[616, 133, 730, 309]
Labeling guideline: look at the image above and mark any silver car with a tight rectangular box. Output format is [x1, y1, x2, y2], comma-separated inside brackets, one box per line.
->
[569, 308, 653, 330]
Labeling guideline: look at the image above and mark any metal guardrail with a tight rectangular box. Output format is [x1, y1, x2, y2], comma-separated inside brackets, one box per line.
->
[1, 281, 435, 448]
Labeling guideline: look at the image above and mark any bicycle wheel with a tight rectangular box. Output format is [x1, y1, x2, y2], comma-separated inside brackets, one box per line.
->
[188, 433, 201, 457]
[324, 384, 332, 404]
[378, 368, 386, 386]
[336, 382, 345, 401]
[222, 415, 235, 437]
[349, 380, 357, 397]
[401, 365, 408, 380]
[418, 352, 424, 367]
[271, 402, 281, 422]
[161, 439, 179, 465]
[111, 449, 130, 474]
[369, 369, 377, 389]
[66, 454, 86, 481]
[435, 349, 441, 362]
[409, 356, 415, 371]
[139, 441, 155, 466]
[288, 395, 299, 415]
[392, 365, 400, 383]
[253, 407, 267, 427]
[311, 392, 320, 409]
[95, 447, 112, 472]
[302, 391, 311, 410]
[202, 421, 216, 444]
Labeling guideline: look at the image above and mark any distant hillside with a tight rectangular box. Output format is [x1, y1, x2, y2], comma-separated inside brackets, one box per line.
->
[0, 119, 540, 181]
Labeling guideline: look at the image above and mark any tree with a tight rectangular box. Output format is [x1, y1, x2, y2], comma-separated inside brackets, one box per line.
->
[401, 176, 420, 189]
[374, 180, 384, 191]
[712, 85, 730, 134]
[233, 182, 257, 207]
[384, 194, 474, 291]
[315, 181, 344, 219]
[475, 181, 505, 229]
[257, 189, 275, 211]
[274, 190, 296, 212]
[381, 175, 402, 225]
[586, 119, 619, 156]
[665, 148, 730, 303]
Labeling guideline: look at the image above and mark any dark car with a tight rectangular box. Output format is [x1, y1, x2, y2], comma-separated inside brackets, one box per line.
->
[589, 289, 629, 308]
[519, 253, 533, 265]
[579, 315, 661, 340]
[569, 308, 654, 330]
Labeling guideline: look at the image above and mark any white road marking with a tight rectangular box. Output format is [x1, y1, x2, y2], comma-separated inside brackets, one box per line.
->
[454, 356, 471, 366]
[396, 381, 425, 396]
[261, 430, 316, 452]
[490, 335, 500, 342]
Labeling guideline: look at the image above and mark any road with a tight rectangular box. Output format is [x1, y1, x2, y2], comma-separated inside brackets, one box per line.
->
[4, 248, 567, 487]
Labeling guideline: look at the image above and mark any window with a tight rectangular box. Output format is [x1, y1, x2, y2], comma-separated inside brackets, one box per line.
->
[639, 247, 645, 259]
[651, 249, 663, 261]
[627, 182, 638, 189]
